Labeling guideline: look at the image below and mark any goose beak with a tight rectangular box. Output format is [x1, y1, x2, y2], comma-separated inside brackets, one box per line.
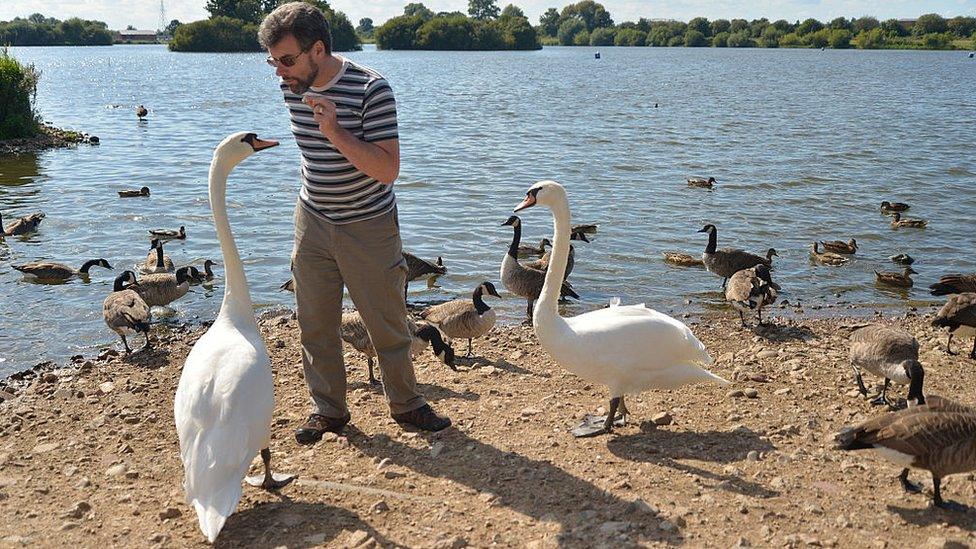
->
[514, 194, 536, 212]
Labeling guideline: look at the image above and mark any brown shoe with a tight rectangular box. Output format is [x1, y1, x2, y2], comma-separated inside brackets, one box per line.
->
[391, 404, 452, 432]
[295, 413, 350, 444]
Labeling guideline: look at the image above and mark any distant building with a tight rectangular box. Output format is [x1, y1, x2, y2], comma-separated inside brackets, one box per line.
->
[115, 29, 158, 43]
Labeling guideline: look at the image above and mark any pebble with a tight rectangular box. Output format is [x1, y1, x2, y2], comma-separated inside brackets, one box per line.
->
[32, 442, 59, 454]
[658, 520, 677, 532]
[59, 521, 78, 531]
[430, 441, 445, 458]
[41, 372, 58, 383]
[376, 457, 392, 470]
[521, 407, 542, 417]
[757, 350, 779, 359]
[746, 451, 760, 462]
[62, 501, 91, 519]
[159, 507, 181, 520]
[105, 464, 127, 477]
[599, 521, 630, 535]
[651, 412, 673, 426]
[727, 389, 745, 398]
[98, 382, 115, 394]
[369, 500, 389, 514]
[626, 498, 658, 515]
[744, 388, 759, 399]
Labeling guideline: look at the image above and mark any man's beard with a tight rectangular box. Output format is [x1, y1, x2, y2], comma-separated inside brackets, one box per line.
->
[288, 63, 319, 94]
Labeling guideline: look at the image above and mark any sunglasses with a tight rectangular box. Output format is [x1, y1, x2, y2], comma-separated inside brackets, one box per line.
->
[266, 44, 312, 68]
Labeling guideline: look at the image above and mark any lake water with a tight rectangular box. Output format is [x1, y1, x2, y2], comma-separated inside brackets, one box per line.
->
[1, 44, 974, 375]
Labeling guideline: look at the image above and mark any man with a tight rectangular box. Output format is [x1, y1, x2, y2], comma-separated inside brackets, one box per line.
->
[258, 2, 451, 443]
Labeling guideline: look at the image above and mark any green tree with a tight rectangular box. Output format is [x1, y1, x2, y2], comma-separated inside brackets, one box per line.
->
[828, 17, 851, 30]
[613, 28, 644, 46]
[880, 19, 907, 37]
[205, 0, 265, 24]
[374, 15, 424, 49]
[169, 16, 262, 51]
[712, 31, 729, 47]
[495, 11, 539, 49]
[921, 32, 951, 49]
[417, 16, 475, 49]
[913, 14, 947, 36]
[403, 3, 434, 20]
[559, 0, 613, 33]
[726, 30, 753, 47]
[687, 17, 709, 36]
[829, 29, 852, 48]
[749, 18, 769, 36]
[684, 29, 706, 47]
[729, 19, 748, 34]
[852, 16, 878, 33]
[853, 27, 885, 49]
[947, 16, 976, 37]
[539, 8, 560, 36]
[500, 4, 524, 18]
[468, 0, 500, 20]
[758, 26, 782, 47]
[646, 25, 671, 46]
[164, 19, 182, 35]
[572, 30, 589, 45]
[357, 18, 373, 36]
[709, 19, 730, 35]
[588, 26, 614, 45]
[557, 18, 585, 45]
[771, 19, 792, 32]
[326, 10, 360, 51]
[473, 20, 505, 48]
[796, 18, 823, 35]
[805, 28, 830, 48]
[778, 32, 802, 47]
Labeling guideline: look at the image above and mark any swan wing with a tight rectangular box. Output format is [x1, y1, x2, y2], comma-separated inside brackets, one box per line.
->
[175, 327, 273, 542]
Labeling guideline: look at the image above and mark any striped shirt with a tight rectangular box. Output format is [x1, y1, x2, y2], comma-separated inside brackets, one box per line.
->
[282, 57, 399, 224]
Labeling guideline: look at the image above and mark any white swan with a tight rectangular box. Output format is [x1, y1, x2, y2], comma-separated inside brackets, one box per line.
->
[174, 132, 293, 543]
[515, 180, 729, 437]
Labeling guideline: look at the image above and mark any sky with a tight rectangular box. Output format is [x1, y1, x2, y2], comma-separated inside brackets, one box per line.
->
[1, 0, 974, 31]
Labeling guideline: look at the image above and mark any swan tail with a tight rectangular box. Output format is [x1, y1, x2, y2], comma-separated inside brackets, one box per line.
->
[696, 367, 731, 386]
[192, 499, 231, 543]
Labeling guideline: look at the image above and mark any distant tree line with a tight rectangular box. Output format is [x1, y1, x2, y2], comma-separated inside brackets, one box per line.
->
[532, 3, 976, 50]
[373, 1, 540, 50]
[169, 0, 359, 52]
[0, 14, 113, 46]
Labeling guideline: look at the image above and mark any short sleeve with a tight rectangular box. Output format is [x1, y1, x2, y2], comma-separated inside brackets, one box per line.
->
[362, 78, 399, 142]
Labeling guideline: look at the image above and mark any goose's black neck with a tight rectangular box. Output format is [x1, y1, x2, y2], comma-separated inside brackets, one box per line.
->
[507, 220, 522, 260]
[155, 245, 165, 268]
[472, 285, 490, 314]
[80, 259, 100, 273]
[704, 228, 717, 254]
[906, 361, 925, 405]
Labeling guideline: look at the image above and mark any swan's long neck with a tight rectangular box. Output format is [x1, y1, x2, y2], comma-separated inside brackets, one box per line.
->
[209, 155, 254, 324]
[536, 198, 572, 321]
[705, 229, 717, 254]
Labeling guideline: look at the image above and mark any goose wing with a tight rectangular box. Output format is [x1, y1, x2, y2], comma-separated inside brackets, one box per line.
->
[725, 270, 756, 305]
[930, 274, 976, 296]
[12, 261, 73, 278]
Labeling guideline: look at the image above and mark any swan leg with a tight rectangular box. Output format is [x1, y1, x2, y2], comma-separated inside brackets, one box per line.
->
[946, 333, 956, 355]
[899, 469, 922, 493]
[570, 397, 625, 438]
[870, 379, 890, 406]
[245, 448, 296, 491]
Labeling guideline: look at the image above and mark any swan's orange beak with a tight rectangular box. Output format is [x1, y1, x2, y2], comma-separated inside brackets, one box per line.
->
[251, 137, 279, 151]
[514, 193, 536, 212]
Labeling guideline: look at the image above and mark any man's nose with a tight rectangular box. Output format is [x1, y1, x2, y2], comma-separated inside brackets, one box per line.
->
[275, 64, 286, 77]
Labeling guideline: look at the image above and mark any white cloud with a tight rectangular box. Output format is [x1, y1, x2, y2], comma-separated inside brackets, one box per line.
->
[2, 0, 974, 31]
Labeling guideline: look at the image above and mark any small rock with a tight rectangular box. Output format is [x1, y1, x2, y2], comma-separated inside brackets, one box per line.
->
[521, 407, 542, 417]
[42, 372, 58, 383]
[347, 529, 373, 548]
[774, 388, 791, 396]
[62, 501, 91, 519]
[369, 500, 389, 514]
[59, 521, 78, 531]
[652, 412, 673, 426]
[746, 451, 760, 462]
[757, 350, 778, 359]
[376, 457, 392, 470]
[509, 350, 524, 361]
[744, 388, 759, 399]
[274, 339, 286, 349]
[98, 382, 115, 394]
[599, 521, 630, 535]
[718, 352, 735, 363]
[626, 498, 657, 515]
[658, 520, 677, 532]
[727, 389, 745, 398]
[32, 442, 59, 454]
[159, 507, 181, 520]
[431, 441, 445, 458]
[105, 464, 127, 477]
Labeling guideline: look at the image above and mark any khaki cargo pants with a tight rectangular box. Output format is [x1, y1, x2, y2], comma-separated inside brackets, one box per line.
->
[292, 201, 426, 417]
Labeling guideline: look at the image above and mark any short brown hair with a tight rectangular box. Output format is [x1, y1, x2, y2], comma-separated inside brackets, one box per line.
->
[258, 2, 332, 55]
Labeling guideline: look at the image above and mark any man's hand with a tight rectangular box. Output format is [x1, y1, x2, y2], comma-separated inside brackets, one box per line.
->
[303, 95, 340, 139]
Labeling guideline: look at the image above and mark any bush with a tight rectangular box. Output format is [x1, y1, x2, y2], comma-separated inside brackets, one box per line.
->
[169, 16, 261, 51]
[588, 27, 615, 46]
[778, 32, 802, 47]
[416, 16, 476, 49]
[853, 28, 885, 49]
[921, 32, 952, 49]
[375, 15, 425, 49]
[711, 31, 729, 47]
[557, 18, 585, 45]
[726, 30, 753, 47]
[0, 16, 111, 46]
[758, 26, 782, 47]
[572, 30, 590, 45]
[0, 48, 41, 139]
[684, 29, 706, 47]
[613, 28, 645, 46]
[473, 21, 506, 49]
[496, 15, 540, 49]
[646, 26, 671, 46]
[829, 29, 852, 48]
[804, 28, 830, 48]
[913, 13, 947, 36]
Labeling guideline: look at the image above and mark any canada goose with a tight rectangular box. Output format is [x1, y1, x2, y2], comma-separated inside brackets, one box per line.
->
[930, 273, 976, 296]
[810, 242, 850, 266]
[175, 132, 293, 544]
[500, 215, 580, 319]
[13, 258, 112, 280]
[420, 281, 501, 357]
[341, 311, 455, 384]
[931, 293, 976, 359]
[118, 186, 150, 198]
[136, 105, 147, 118]
[279, 278, 294, 292]
[725, 264, 779, 327]
[891, 254, 915, 266]
[849, 324, 924, 407]
[572, 223, 597, 234]
[141, 239, 174, 274]
[133, 266, 198, 307]
[0, 211, 44, 236]
[202, 259, 218, 281]
[687, 176, 716, 188]
[890, 212, 927, 229]
[875, 267, 917, 288]
[820, 238, 858, 254]
[149, 225, 186, 240]
[518, 237, 550, 257]
[103, 270, 151, 354]
[403, 252, 446, 299]
[835, 396, 976, 509]
[880, 201, 910, 213]
[524, 230, 589, 280]
[515, 181, 727, 438]
[698, 224, 776, 288]
[663, 252, 705, 267]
